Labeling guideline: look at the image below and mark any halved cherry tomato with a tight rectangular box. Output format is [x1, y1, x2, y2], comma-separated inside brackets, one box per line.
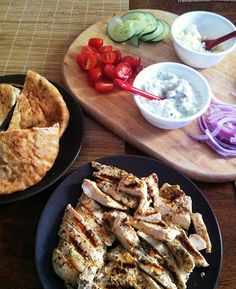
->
[88, 38, 103, 50]
[114, 62, 133, 80]
[76, 53, 97, 70]
[113, 49, 122, 64]
[95, 81, 114, 93]
[103, 64, 115, 80]
[80, 45, 96, 54]
[87, 67, 103, 85]
[101, 51, 116, 64]
[127, 65, 144, 84]
[121, 56, 141, 68]
[97, 45, 113, 54]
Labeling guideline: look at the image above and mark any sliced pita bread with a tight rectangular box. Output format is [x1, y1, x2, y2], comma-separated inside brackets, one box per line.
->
[0, 124, 60, 195]
[8, 70, 69, 136]
[0, 84, 20, 126]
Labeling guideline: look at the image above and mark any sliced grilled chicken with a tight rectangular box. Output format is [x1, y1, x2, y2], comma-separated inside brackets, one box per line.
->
[165, 238, 195, 274]
[176, 229, 209, 267]
[145, 173, 160, 197]
[153, 195, 191, 230]
[118, 174, 147, 198]
[141, 272, 165, 289]
[138, 231, 186, 289]
[130, 218, 179, 242]
[97, 180, 138, 209]
[91, 161, 128, 183]
[191, 212, 212, 253]
[58, 220, 105, 267]
[106, 211, 140, 251]
[75, 203, 115, 246]
[52, 248, 79, 287]
[63, 204, 105, 249]
[135, 208, 162, 224]
[77, 265, 98, 289]
[57, 239, 87, 273]
[189, 234, 207, 251]
[107, 245, 136, 265]
[82, 179, 128, 210]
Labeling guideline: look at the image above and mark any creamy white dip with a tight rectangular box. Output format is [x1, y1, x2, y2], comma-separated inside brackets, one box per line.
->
[140, 71, 203, 119]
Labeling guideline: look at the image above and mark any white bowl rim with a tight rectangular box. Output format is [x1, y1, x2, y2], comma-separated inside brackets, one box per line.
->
[171, 10, 236, 57]
[133, 62, 212, 123]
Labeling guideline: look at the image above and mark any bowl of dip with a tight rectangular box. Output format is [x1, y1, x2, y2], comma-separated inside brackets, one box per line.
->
[133, 62, 211, 129]
[171, 11, 236, 68]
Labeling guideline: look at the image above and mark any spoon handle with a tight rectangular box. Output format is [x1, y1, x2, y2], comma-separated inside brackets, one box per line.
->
[114, 78, 162, 101]
[205, 31, 236, 50]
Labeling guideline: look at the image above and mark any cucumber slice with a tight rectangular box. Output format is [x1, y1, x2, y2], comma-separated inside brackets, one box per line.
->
[121, 12, 146, 36]
[137, 12, 158, 39]
[128, 35, 139, 47]
[141, 20, 164, 42]
[151, 20, 170, 42]
[107, 16, 136, 42]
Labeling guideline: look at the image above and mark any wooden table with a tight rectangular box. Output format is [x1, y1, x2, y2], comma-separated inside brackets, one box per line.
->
[0, 1, 236, 289]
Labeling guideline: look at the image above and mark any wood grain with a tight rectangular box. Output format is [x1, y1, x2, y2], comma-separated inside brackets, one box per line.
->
[62, 9, 236, 182]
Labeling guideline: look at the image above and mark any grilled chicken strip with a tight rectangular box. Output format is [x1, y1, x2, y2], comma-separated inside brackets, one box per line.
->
[138, 231, 186, 289]
[82, 179, 128, 210]
[91, 161, 128, 183]
[130, 218, 179, 243]
[77, 265, 98, 289]
[97, 180, 138, 208]
[153, 195, 191, 230]
[135, 207, 162, 224]
[176, 228, 209, 267]
[52, 248, 79, 288]
[189, 234, 207, 251]
[118, 174, 147, 198]
[58, 220, 105, 267]
[145, 173, 160, 197]
[191, 212, 212, 253]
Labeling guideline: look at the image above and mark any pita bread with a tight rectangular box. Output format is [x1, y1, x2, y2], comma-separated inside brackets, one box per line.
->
[0, 124, 60, 195]
[0, 84, 20, 126]
[8, 70, 69, 136]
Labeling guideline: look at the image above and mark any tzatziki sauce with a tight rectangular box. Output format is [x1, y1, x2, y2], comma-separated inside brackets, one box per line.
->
[139, 71, 203, 119]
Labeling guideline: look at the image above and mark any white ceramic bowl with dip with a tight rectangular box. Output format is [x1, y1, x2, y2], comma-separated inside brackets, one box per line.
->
[133, 62, 211, 129]
[171, 11, 236, 68]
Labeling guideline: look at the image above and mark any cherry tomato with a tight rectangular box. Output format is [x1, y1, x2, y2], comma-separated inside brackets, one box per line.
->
[101, 51, 116, 64]
[80, 45, 96, 54]
[113, 49, 122, 64]
[114, 62, 133, 80]
[87, 67, 103, 85]
[121, 56, 141, 67]
[95, 81, 114, 94]
[97, 45, 113, 54]
[88, 38, 103, 50]
[76, 53, 97, 70]
[103, 64, 115, 80]
[127, 65, 144, 84]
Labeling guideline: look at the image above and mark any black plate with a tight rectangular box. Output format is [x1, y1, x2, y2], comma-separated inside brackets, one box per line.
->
[0, 74, 84, 204]
[35, 155, 222, 289]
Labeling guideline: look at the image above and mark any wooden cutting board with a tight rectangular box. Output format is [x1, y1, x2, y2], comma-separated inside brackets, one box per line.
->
[62, 9, 236, 183]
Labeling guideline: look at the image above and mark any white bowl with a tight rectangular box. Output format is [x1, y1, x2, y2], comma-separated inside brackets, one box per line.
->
[133, 62, 211, 129]
[171, 11, 236, 68]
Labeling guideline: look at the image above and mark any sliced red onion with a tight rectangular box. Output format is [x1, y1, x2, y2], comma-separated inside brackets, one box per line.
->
[190, 101, 236, 157]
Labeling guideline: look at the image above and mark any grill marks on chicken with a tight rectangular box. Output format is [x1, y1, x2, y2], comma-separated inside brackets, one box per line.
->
[52, 161, 211, 289]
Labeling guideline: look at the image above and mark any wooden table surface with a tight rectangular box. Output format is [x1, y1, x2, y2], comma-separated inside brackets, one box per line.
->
[0, 1, 236, 289]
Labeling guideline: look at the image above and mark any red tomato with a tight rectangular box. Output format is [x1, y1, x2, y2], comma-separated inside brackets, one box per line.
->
[76, 53, 97, 70]
[121, 56, 141, 67]
[88, 38, 103, 50]
[80, 45, 96, 54]
[114, 62, 133, 80]
[95, 81, 114, 93]
[113, 49, 122, 64]
[103, 64, 115, 80]
[101, 51, 116, 64]
[97, 45, 113, 54]
[87, 67, 103, 85]
[127, 65, 144, 84]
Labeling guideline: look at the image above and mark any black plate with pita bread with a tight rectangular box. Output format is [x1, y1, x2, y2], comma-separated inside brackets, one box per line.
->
[0, 74, 85, 204]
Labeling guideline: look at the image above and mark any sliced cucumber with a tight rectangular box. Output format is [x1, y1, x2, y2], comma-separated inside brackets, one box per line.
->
[141, 20, 164, 42]
[121, 12, 146, 36]
[128, 35, 139, 48]
[137, 12, 158, 39]
[107, 16, 136, 42]
[151, 20, 170, 42]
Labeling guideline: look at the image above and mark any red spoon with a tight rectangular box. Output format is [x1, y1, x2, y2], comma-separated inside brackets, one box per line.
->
[203, 30, 236, 51]
[114, 78, 162, 101]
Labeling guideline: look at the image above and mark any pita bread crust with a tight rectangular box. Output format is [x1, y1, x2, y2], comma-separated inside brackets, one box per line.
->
[0, 84, 20, 125]
[8, 70, 69, 136]
[0, 124, 60, 195]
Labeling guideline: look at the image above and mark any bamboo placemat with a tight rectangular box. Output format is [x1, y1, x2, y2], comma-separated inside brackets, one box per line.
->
[0, 0, 128, 168]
